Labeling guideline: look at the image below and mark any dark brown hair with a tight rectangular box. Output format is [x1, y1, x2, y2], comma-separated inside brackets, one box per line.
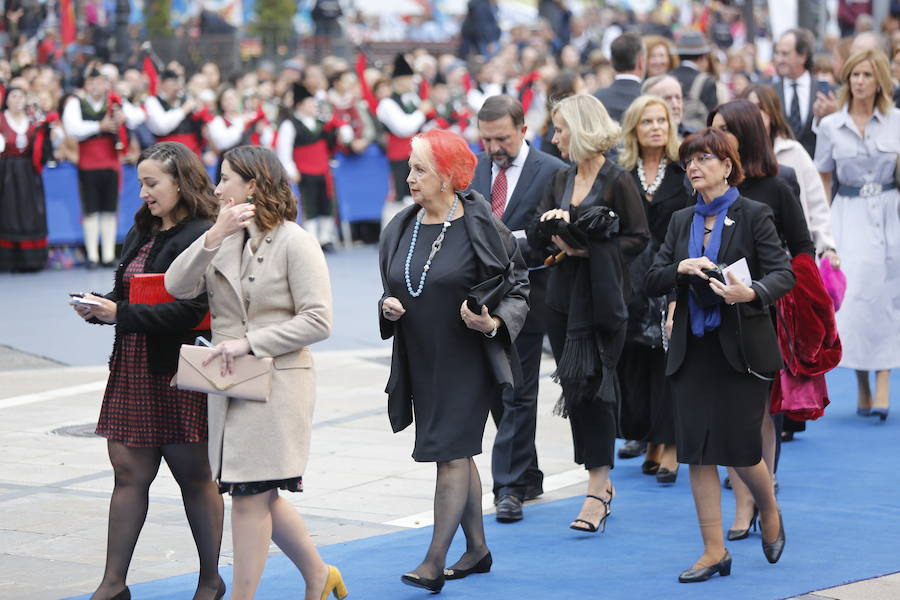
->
[134, 142, 217, 234]
[222, 145, 298, 231]
[679, 128, 745, 187]
[738, 83, 795, 142]
[707, 99, 778, 179]
[477, 95, 525, 128]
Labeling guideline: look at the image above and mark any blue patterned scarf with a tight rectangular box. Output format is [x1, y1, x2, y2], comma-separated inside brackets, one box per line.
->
[688, 187, 738, 337]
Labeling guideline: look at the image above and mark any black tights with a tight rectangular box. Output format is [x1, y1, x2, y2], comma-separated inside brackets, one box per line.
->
[413, 457, 488, 579]
[91, 441, 224, 600]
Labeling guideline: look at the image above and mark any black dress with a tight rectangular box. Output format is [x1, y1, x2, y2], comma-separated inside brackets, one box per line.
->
[388, 217, 495, 462]
[619, 162, 691, 444]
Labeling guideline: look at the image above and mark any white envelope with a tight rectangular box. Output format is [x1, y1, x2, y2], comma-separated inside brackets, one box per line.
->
[722, 257, 752, 287]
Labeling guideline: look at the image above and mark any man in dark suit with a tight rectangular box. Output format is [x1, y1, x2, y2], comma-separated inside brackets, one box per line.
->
[593, 31, 645, 122]
[670, 30, 719, 131]
[772, 28, 828, 158]
[470, 95, 566, 522]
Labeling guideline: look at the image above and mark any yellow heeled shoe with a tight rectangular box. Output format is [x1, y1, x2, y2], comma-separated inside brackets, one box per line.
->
[320, 565, 349, 600]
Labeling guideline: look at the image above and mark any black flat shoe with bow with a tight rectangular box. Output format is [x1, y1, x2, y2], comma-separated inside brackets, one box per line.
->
[444, 552, 492, 580]
[401, 572, 445, 593]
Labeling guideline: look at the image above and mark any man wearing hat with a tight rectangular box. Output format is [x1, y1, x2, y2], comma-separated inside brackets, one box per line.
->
[62, 66, 128, 268]
[144, 69, 203, 156]
[376, 54, 432, 206]
[670, 31, 719, 131]
[276, 83, 353, 252]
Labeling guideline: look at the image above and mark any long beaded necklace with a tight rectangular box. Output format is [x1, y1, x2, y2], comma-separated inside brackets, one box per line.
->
[405, 195, 460, 297]
[637, 156, 668, 197]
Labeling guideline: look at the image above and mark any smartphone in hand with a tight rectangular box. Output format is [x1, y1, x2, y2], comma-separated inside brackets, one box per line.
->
[69, 293, 102, 307]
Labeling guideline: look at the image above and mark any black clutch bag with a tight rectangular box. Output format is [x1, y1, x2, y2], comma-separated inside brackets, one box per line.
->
[689, 265, 726, 308]
[466, 267, 512, 315]
[535, 218, 587, 250]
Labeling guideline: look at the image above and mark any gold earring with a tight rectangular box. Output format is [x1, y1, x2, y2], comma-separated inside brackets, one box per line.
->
[440, 182, 446, 193]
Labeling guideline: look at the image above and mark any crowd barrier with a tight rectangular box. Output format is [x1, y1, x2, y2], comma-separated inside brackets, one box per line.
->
[44, 144, 391, 245]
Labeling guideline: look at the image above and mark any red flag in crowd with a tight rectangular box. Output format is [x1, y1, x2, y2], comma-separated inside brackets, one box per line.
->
[356, 51, 379, 115]
[60, 0, 77, 46]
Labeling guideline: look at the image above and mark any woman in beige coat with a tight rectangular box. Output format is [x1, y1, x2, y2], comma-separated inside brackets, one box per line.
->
[166, 146, 348, 600]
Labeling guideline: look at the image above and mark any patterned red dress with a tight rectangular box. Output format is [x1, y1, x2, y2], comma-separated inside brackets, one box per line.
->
[95, 236, 208, 447]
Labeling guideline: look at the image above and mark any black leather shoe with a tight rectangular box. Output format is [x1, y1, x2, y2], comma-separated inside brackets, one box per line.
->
[656, 467, 678, 484]
[762, 509, 786, 564]
[617, 440, 645, 459]
[401, 572, 445, 593]
[444, 552, 492, 580]
[641, 460, 660, 475]
[110, 588, 131, 600]
[495, 494, 523, 522]
[678, 551, 732, 583]
[726, 506, 758, 541]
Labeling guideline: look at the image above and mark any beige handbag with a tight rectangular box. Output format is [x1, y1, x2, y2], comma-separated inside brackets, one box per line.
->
[175, 344, 274, 401]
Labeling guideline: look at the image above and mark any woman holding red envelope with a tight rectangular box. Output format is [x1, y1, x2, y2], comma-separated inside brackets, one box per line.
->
[70, 141, 225, 600]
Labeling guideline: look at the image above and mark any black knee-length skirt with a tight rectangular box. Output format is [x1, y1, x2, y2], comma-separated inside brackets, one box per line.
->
[669, 331, 769, 467]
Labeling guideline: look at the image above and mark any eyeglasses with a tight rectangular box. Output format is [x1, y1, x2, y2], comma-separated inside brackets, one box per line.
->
[681, 153, 720, 169]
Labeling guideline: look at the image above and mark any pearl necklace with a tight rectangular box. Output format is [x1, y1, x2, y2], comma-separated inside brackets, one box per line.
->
[405, 195, 460, 297]
[637, 157, 667, 197]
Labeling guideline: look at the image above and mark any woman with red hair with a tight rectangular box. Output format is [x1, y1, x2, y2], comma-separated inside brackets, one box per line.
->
[378, 129, 529, 593]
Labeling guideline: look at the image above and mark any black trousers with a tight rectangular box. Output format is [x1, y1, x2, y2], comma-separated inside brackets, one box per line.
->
[546, 308, 616, 469]
[491, 330, 544, 499]
[390, 159, 411, 201]
[78, 168, 119, 213]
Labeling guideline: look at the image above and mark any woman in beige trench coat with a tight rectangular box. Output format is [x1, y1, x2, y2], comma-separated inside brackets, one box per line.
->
[166, 146, 348, 600]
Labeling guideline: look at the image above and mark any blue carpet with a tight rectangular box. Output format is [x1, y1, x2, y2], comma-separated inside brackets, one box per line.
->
[69, 367, 899, 600]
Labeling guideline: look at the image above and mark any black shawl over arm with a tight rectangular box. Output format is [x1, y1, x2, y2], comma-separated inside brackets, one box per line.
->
[94, 218, 212, 374]
[378, 190, 530, 432]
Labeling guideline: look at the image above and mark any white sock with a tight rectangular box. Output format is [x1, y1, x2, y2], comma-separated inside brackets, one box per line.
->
[82, 213, 100, 263]
[302, 216, 319, 242]
[99, 212, 118, 264]
[318, 217, 336, 245]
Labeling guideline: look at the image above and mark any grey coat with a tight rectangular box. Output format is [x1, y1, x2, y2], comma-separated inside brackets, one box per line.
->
[165, 221, 332, 483]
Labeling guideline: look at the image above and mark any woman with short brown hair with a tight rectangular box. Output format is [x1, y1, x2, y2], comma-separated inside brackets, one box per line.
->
[647, 128, 794, 582]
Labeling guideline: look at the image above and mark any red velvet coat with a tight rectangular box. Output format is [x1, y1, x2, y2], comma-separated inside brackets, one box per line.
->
[770, 253, 842, 420]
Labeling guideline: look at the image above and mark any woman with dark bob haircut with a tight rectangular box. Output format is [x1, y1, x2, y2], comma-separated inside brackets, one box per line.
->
[166, 146, 346, 599]
[646, 128, 795, 582]
[71, 142, 225, 600]
[379, 129, 529, 592]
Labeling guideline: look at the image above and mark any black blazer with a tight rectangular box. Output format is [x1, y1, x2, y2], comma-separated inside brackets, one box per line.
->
[469, 144, 566, 333]
[672, 65, 719, 112]
[738, 173, 815, 258]
[773, 75, 831, 158]
[97, 218, 212, 374]
[593, 77, 642, 122]
[378, 190, 530, 433]
[645, 196, 795, 376]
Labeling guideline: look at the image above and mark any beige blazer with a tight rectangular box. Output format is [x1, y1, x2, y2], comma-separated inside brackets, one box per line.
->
[165, 220, 332, 483]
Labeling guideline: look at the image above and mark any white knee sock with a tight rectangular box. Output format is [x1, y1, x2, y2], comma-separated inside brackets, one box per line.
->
[99, 212, 118, 264]
[302, 216, 320, 242]
[82, 213, 100, 263]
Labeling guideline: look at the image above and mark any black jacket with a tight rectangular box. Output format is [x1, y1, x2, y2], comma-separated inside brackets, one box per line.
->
[96, 218, 212, 374]
[593, 77, 642, 122]
[469, 144, 566, 333]
[378, 190, 530, 433]
[645, 196, 795, 376]
[738, 173, 815, 258]
[672, 64, 719, 112]
[628, 161, 693, 246]
[773, 75, 832, 158]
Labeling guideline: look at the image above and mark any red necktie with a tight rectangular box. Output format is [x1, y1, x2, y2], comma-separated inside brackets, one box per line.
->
[491, 167, 509, 217]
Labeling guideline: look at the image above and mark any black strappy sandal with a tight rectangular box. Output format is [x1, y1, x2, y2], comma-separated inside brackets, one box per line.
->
[569, 493, 612, 533]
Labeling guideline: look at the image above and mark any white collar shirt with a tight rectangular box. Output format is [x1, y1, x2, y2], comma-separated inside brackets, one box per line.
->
[784, 70, 812, 125]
